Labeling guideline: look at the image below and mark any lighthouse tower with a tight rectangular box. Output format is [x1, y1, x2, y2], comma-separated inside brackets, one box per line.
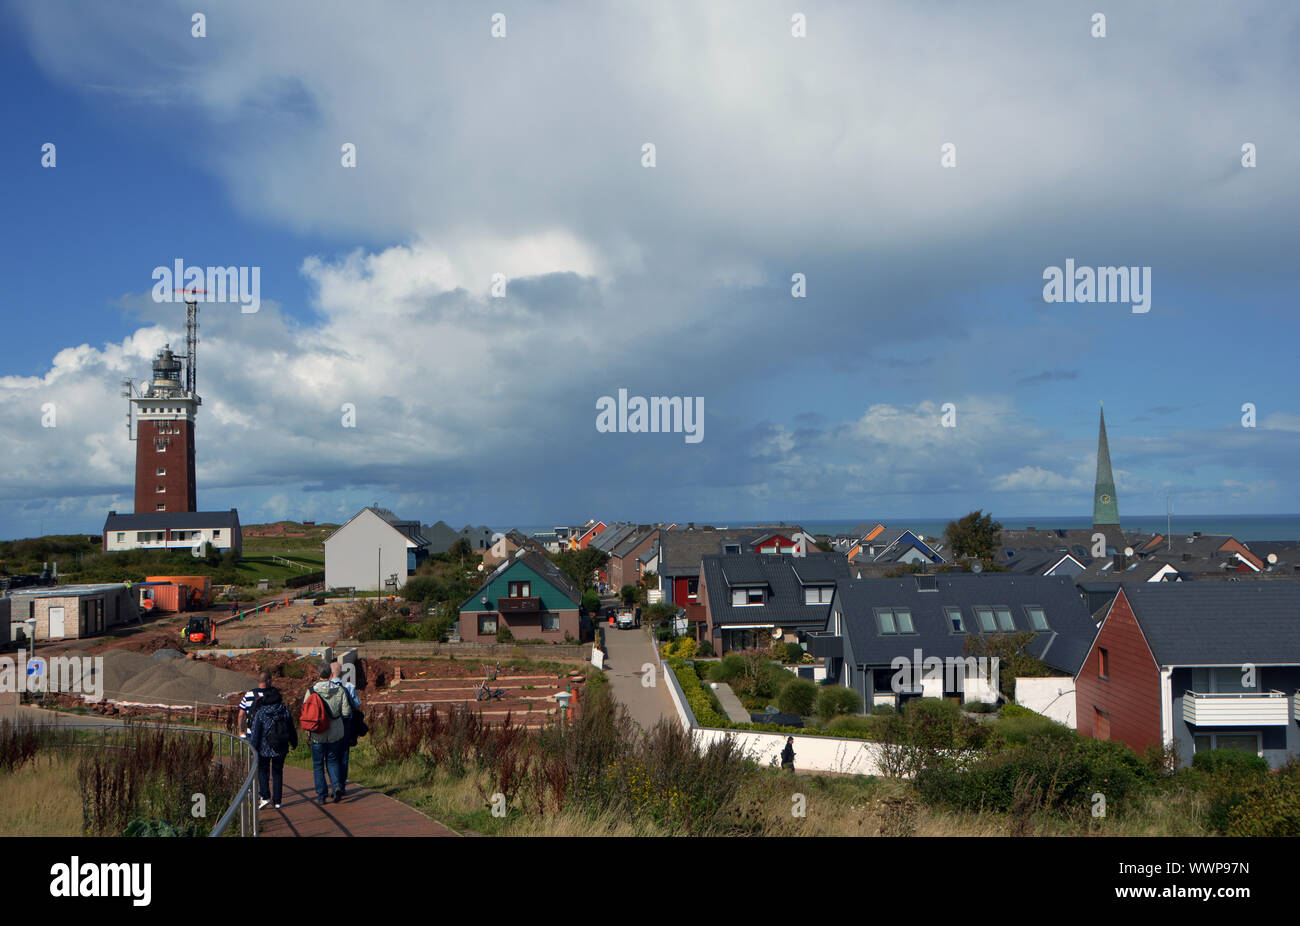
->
[131, 344, 200, 513]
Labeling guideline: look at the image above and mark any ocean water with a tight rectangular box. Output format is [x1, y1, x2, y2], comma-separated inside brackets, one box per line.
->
[511, 515, 1300, 543]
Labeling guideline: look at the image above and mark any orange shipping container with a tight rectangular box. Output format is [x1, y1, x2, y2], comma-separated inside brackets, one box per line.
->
[140, 583, 184, 613]
[146, 576, 211, 608]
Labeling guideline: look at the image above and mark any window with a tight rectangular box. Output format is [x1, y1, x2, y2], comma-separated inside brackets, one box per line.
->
[213, 529, 222, 538]
[995, 608, 1015, 631]
[156, 504, 166, 511]
[1098, 648, 1109, 679]
[115, 532, 124, 543]
[730, 587, 765, 605]
[876, 609, 915, 635]
[1196, 733, 1260, 755]
[478, 614, 498, 635]
[723, 543, 741, 554]
[507, 581, 531, 598]
[541, 613, 560, 632]
[156, 467, 166, 476]
[1025, 606, 1049, 631]
[945, 606, 965, 632]
[157, 484, 166, 493]
[687, 579, 699, 600]
[803, 586, 833, 605]
[974, 607, 996, 632]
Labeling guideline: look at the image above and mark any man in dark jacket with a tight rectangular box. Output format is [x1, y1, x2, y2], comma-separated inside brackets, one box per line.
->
[781, 736, 796, 771]
[248, 686, 298, 809]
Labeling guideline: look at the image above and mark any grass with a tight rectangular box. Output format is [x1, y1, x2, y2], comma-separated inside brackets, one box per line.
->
[0, 751, 83, 836]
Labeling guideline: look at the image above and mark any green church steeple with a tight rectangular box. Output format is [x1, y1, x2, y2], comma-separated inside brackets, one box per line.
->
[1093, 404, 1120, 528]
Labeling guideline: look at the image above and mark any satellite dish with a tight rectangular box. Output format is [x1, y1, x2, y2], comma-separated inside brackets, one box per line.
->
[1268, 553, 1279, 565]
[477, 563, 485, 572]
[971, 561, 983, 573]
[1124, 547, 1134, 557]
[770, 626, 784, 640]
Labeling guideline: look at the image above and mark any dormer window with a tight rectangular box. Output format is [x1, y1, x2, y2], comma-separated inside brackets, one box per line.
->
[731, 586, 765, 606]
[803, 586, 834, 605]
[723, 543, 741, 554]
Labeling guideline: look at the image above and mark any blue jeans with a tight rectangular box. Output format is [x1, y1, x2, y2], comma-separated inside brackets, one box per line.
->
[338, 746, 350, 793]
[310, 740, 344, 800]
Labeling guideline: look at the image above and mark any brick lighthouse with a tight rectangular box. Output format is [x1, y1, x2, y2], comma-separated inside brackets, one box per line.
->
[131, 343, 199, 513]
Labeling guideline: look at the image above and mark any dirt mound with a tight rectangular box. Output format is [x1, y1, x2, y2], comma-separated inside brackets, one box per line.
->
[98, 650, 256, 707]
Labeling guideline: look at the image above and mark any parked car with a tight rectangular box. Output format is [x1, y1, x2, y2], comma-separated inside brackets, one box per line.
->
[616, 609, 636, 629]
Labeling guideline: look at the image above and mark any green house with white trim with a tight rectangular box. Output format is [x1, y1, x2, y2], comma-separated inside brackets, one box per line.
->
[459, 551, 585, 643]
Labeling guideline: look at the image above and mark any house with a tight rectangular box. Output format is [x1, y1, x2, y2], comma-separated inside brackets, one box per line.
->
[848, 529, 945, 567]
[699, 552, 849, 653]
[458, 551, 584, 643]
[607, 527, 659, 590]
[657, 525, 809, 607]
[5, 583, 138, 641]
[480, 530, 549, 567]
[459, 525, 496, 552]
[571, 520, 608, 550]
[324, 507, 430, 591]
[418, 520, 461, 554]
[1076, 583, 1300, 768]
[102, 509, 242, 555]
[808, 574, 1098, 710]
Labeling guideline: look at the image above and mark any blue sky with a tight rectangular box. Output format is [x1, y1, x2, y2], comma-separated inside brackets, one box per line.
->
[1, 1, 1298, 538]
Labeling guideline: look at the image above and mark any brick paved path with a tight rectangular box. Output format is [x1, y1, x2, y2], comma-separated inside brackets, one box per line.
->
[258, 766, 457, 837]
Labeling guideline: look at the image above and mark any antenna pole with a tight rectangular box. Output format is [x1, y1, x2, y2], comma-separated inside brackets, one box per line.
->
[185, 298, 199, 396]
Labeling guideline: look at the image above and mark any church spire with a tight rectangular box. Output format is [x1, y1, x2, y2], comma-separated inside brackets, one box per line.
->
[1093, 404, 1120, 529]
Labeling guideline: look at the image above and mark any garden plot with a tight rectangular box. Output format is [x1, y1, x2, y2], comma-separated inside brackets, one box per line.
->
[216, 601, 345, 649]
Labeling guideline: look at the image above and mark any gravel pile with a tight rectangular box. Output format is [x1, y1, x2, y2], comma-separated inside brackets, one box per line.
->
[98, 651, 255, 707]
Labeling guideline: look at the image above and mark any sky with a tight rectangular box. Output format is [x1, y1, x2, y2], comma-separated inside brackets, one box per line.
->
[0, 0, 1297, 539]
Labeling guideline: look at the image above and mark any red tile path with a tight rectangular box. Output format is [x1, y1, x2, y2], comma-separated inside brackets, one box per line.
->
[258, 766, 458, 837]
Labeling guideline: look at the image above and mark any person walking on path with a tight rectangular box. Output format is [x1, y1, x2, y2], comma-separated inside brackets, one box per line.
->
[781, 736, 796, 772]
[248, 686, 297, 810]
[237, 672, 273, 739]
[329, 660, 361, 796]
[303, 662, 352, 804]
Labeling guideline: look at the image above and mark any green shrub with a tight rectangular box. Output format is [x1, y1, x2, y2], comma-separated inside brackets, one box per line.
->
[496, 625, 515, 644]
[1191, 748, 1269, 776]
[777, 678, 817, 716]
[962, 699, 998, 713]
[814, 686, 863, 722]
[990, 709, 1071, 747]
[782, 642, 804, 664]
[696, 639, 714, 657]
[707, 653, 746, 683]
[1217, 762, 1300, 836]
[823, 715, 879, 736]
[915, 733, 1158, 818]
[870, 703, 897, 716]
[998, 703, 1037, 719]
[667, 658, 726, 728]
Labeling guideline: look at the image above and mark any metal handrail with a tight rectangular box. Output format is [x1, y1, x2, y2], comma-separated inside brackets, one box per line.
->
[1185, 689, 1285, 699]
[22, 721, 258, 837]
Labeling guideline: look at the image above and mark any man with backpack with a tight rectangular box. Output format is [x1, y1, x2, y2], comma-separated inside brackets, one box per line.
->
[248, 686, 297, 809]
[237, 672, 273, 739]
[301, 662, 352, 804]
[330, 660, 363, 797]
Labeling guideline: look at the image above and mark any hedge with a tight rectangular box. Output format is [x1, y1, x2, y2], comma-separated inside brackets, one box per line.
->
[666, 658, 726, 728]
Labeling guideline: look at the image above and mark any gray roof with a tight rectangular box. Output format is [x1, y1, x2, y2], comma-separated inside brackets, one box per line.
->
[420, 520, 461, 554]
[7, 582, 132, 598]
[591, 523, 637, 553]
[1118, 582, 1300, 665]
[103, 510, 240, 530]
[658, 526, 804, 576]
[701, 553, 849, 630]
[611, 527, 656, 559]
[834, 574, 1098, 676]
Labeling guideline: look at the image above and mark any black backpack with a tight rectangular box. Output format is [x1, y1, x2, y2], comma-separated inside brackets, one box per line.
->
[344, 692, 368, 747]
[265, 708, 294, 753]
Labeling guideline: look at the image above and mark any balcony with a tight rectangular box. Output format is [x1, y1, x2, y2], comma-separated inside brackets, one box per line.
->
[497, 596, 541, 613]
[1182, 690, 1289, 727]
[805, 631, 842, 659]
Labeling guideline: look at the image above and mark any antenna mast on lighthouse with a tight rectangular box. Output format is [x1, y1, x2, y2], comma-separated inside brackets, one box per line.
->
[176, 289, 202, 396]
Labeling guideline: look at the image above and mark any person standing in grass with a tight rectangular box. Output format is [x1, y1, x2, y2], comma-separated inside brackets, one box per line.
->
[304, 662, 352, 804]
[248, 686, 297, 810]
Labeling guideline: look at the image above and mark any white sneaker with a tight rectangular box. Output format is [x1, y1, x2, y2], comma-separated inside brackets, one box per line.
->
[274, 804, 281, 809]
[258, 799, 270, 810]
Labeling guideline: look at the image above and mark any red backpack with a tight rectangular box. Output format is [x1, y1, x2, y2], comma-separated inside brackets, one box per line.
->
[300, 691, 333, 733]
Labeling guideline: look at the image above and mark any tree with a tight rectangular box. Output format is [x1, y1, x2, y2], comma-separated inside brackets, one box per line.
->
[963, 631, 1052, 701]
[945, 510, 1003, 560]
[619, 585, 637, 607]
[549, 547, 609, 591]
[447, 538, 473, 568]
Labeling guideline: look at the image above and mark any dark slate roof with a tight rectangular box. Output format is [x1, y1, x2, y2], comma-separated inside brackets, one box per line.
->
[702, 553, 849, 629]
[834, 574, 1098, 676]
[104, 510, 240, 530]
[466, 550, 582, 608]
[658, 528, 770, 575]
[1118, 582, 1300, 665]
[592, 523, 637, 553]
[1078, 555, 1185, 583]
[1243, 540, 1300, 559]
[420, 520, 461, 553]
[610, 528, 654, 558]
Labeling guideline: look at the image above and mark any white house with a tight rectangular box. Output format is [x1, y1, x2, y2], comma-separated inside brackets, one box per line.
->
[102, 510, 242, 555]
[324, 506, 430, 592]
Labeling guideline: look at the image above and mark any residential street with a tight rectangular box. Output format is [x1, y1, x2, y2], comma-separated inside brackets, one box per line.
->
[598, 624, 677, 734]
